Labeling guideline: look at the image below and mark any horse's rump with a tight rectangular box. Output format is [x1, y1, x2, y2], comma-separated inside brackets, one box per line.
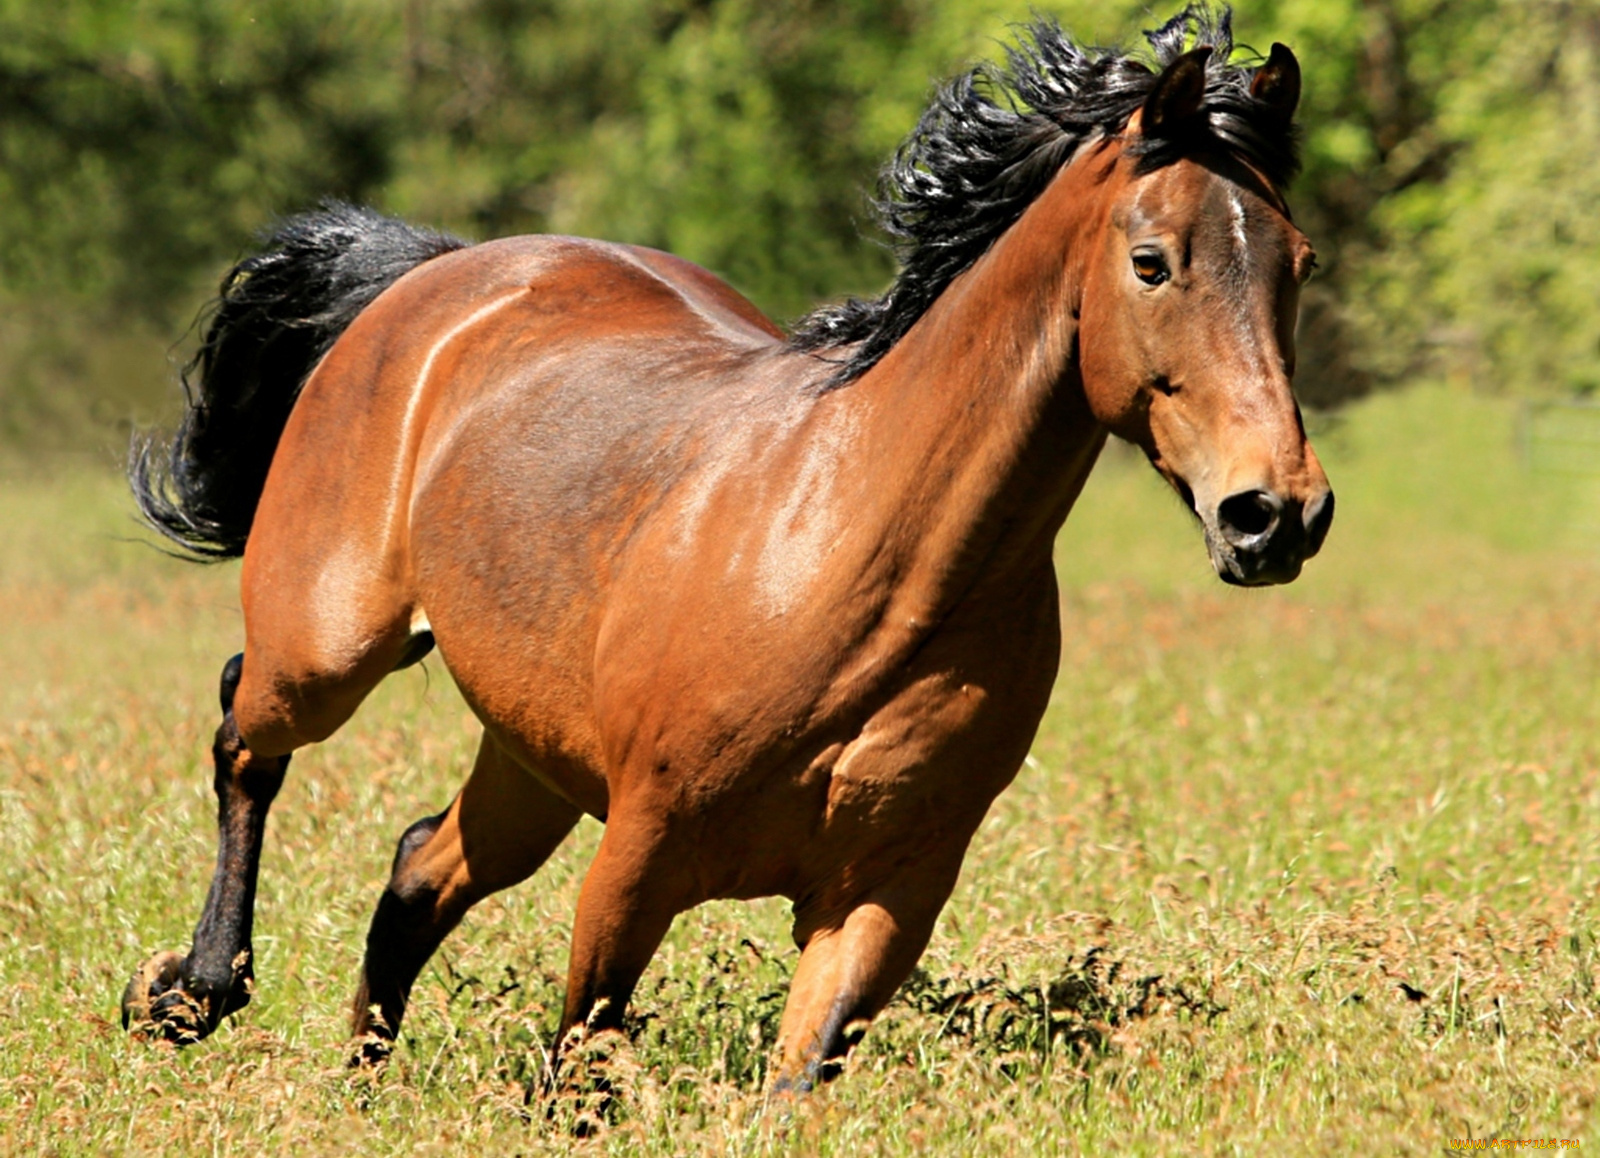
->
[232, 234, 797, 762]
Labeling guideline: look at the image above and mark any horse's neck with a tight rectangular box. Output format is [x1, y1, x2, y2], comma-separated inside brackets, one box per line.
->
[844, 146, 1116, 604]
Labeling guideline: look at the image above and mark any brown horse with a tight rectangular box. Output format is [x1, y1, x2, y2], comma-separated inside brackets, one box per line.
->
[121, 9, 1331, 1092]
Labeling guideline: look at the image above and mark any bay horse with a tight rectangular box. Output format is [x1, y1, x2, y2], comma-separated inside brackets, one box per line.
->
[121, 8, 1332, 1092]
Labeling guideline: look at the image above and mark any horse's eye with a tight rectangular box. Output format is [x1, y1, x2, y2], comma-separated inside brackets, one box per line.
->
[1132, 252, 1169, 286]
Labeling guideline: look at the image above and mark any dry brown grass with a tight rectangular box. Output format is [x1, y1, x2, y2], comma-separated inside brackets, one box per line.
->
[1, 385, 1597, 1154]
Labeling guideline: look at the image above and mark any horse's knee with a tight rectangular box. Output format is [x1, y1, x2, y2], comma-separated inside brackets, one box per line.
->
[393, 810, 447, 873]
[364, 806, 475, 963]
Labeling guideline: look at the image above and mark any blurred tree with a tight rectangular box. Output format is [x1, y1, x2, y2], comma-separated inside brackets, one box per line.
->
[1357, 0, 1600, 398]
[0, 0, 406, 442]
[0, 0, 1588, 449]
[0, 0, 399, 314]
[547, 0, 913, 320]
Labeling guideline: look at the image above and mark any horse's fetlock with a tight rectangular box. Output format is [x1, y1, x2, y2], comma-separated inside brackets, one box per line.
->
[182, 964, 236, 1007]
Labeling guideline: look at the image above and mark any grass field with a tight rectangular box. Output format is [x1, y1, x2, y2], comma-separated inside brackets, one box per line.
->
[1, 383, 1597, 1154]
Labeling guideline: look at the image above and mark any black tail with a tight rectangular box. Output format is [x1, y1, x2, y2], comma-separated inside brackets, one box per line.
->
[129, 202, 467, 561]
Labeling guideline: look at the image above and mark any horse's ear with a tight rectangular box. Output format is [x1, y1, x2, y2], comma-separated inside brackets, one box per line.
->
[1251, 42, 1301, 127]
[1141, 47, 1212, 137]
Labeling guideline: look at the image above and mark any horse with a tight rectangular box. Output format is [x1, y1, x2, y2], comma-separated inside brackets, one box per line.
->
[120, 7, 1332, 1093]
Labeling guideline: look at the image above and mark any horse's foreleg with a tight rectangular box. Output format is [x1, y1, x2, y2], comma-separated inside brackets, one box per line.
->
[121, 654, 288, 1043]
[770, 855, 964, 1094]
[554, 816, 689, 1055]
[351, 735, 580, 1063]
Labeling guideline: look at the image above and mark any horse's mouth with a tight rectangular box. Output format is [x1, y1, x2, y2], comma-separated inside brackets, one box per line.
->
[1208, 538, 1307, 586]
[1203, 512, 1326, 586]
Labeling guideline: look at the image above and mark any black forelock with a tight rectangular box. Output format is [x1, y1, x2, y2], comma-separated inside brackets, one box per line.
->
[789, 5, 1300, 388]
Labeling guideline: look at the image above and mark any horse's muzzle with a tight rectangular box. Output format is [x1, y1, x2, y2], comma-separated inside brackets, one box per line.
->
[1208, 487, 1334, 586]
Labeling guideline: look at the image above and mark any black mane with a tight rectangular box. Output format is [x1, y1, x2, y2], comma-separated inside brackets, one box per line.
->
[790, 5, 1300, 387]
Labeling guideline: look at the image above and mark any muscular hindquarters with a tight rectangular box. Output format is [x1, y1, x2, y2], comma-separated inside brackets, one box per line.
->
[230, 236, 784, 760]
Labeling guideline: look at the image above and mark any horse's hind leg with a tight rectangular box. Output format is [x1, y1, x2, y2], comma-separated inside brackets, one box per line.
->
[352, 735, 581, 1062]
[121, 615, 411, 1041]
[121, 654, 289, 1042]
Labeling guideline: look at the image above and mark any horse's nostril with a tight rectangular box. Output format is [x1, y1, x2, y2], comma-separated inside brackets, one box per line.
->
[1217, 489, 1283, 544]
[1303, 489, 1335, 554]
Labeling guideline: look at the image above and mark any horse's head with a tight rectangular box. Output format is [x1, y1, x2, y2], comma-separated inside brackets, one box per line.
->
[1077, 44, 1333, 586]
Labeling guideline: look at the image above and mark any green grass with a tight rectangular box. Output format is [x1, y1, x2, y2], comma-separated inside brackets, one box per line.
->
[1, 384, 1597, 1154]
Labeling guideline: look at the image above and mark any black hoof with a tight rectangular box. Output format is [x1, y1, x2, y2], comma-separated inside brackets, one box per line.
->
[349, 1032, 394, 1069]
[121, 950, 202, 1043]
[542, 1025, 627, 1135]
[120, 949, 251, 1045]
[121, 950, 183, 1026]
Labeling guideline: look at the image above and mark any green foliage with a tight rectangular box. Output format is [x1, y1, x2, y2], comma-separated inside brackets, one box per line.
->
[547, 0, 918, 320]
[0, 0, 1597, 449]
[0, 0, 389, 312]
[1358, 1, 1600, 397]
